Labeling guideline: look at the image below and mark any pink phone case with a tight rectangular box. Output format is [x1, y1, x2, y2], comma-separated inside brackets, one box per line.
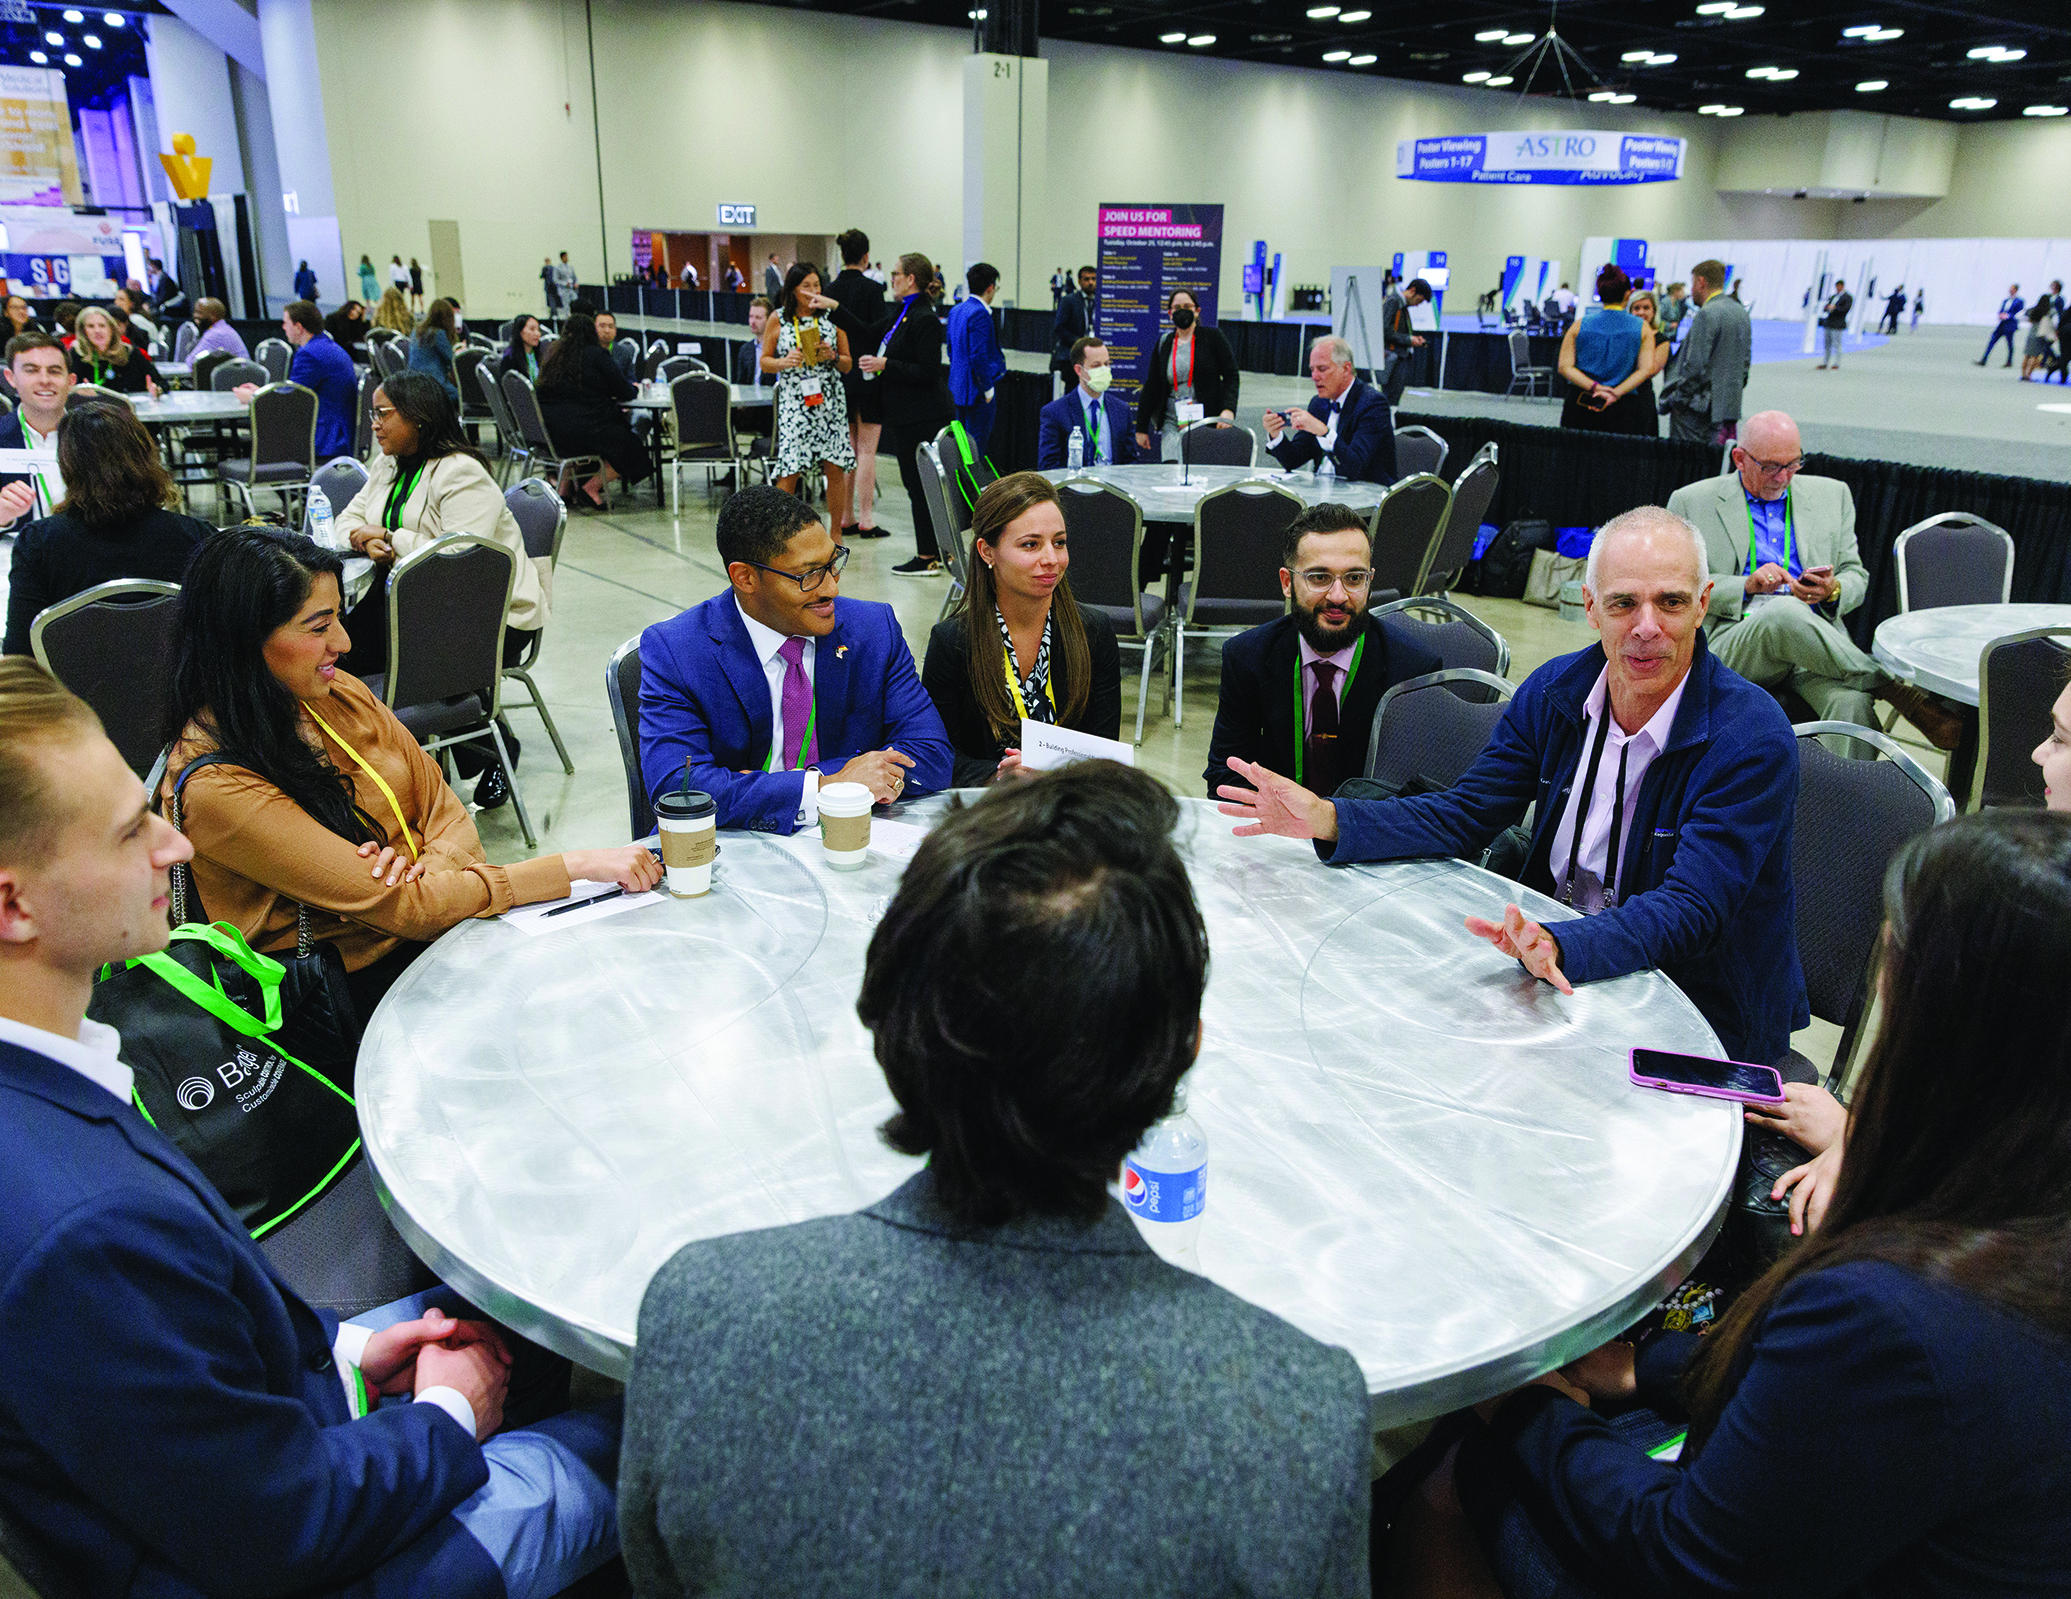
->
[1628, 1049, 1785, 1106]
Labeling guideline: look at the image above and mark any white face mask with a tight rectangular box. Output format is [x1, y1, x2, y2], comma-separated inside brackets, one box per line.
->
[1084, 365, 1113, 394]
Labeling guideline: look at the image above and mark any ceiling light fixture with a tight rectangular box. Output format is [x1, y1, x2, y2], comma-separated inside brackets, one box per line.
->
[1856, 79, 1888, 91]
[1841, 23, 1877, 36]
[1717, 105, 1744, 115]
[1462, 69, 1489, 81]
[1474, 27, 1506, 41]
[1609, 92, 1636, 103]
[1588, 88, 1616, 100]
[28, 49, 45, 62]
[84, 33, 101, 47]
[1863, 27, 1901, 40]
[1324, 48, 1350, 60]
[2025, 105, 2069, 117]
[1620, 50, 1650, 61]
[43, 31, 61, 45]
[1348, 53, 1376, 65]
[1307, 5, 1339, 16]
[1502, 32, 1532, 45]
[1186, 34, 1215, 46]
[62, 53, 79, 65]
[1949, 96, 1998, 110]
[1159, 30, 1185, 41]
[1968, 46, 2026, 62]
[1485, 74, 1514, 86]
[1647, 53, 1677, 64]
[1698, 103, 1744, 115]
[1695, 1, 1733, 11]
[62, 9, 82, 20]
[1338, 10, 1371, 22]
[1723, 4, 1763, 16]
[105, 11, 124, 24]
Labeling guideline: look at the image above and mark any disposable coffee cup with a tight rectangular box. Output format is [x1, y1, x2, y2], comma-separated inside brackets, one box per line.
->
[655, 788, 717, 896]
[818, 781, 874, 870]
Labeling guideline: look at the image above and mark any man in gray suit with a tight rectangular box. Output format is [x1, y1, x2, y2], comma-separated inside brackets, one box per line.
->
[620, 763, 1375, 1598]
[1660, 259, 1751, 448]
[1667, 409, 1960, 748]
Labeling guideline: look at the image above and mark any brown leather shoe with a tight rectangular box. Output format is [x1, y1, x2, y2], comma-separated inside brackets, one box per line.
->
[1874, 679, 1966, 751]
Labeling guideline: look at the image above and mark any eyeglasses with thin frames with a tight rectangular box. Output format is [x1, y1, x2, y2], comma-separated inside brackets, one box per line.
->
[744, 544, 850, 593]
[1741, 452, 1805, 478]
[1294, 567, 1373, 594]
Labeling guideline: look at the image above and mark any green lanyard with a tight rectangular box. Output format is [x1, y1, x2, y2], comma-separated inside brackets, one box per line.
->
[1743, 489, 1793, 578]
[382, 460, 426, 532]
[1292, 633, 1365, 788]
[763, 698, 818, 772]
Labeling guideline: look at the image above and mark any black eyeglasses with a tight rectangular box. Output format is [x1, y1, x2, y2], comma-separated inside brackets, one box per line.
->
[743, 544, 850, 593]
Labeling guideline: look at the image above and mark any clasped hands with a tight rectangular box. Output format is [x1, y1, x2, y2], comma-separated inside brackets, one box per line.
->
[356, 1305, 513, 1442]
[1216, 757, 1572, 993]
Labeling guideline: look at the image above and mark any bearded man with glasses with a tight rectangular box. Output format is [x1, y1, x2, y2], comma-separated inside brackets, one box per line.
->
[639, 485, 951, 832]
[1666, 409, 1962, 749]
[1202, 502, 1441, 799]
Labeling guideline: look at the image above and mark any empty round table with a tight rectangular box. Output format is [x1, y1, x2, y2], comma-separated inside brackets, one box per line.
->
[127, 390, 251, 425]
[358, 798, 1736, 1426]
[1039, 462, 1386, 521]
[1872, 603, 2071, 706]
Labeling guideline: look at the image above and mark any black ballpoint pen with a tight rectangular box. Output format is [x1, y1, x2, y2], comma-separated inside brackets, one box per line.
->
[543, 888, 626, 918]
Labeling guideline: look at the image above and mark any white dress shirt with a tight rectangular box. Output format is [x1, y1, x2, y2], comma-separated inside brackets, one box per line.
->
[0, 1011, 475, 1435]
[1546, 666, 1689, 915]
[1297, 635, 1359, 737]
[735, 597, 821, 826]
[1076, 387, 1112, 464]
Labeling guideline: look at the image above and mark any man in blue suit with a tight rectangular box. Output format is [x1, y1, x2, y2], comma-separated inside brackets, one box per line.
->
[1978, 285, 2023, 367]
[1219, 507, 1807, 1069]
[283, 300, 358, 459]
[0, 660, 622, 1598]
[1262, 335, 1397, 486]
[1036, 337, 1139, 470]
[640, 485, 951, 834]
[946, 262, 1008, 463]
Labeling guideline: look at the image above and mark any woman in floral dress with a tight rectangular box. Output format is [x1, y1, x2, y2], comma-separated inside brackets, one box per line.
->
[761, 262, 854, 536]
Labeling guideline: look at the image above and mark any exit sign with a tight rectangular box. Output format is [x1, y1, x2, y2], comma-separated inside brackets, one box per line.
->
[716, 204, 756, 228]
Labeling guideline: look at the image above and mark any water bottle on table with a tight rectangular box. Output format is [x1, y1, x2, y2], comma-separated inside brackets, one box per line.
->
[1122, 1082, 1207, 1268]
[1317, 454, 1336, 492]
[1067, 426, 1084, 471]
[306, 486, 338, 550]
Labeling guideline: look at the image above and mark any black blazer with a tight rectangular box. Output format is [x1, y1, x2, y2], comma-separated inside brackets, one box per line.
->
[70, 347, 157, 394]
[827, 269, 885, 404]
[537, 342, 634, 425]
[922, 605, 1122, 787]
[873, 299, 953, 431]
[3, 507, 211, 657]
[1135, 326, 1240, 433]
[1202, 612, 1443, 798]
[1050, 289, 1091, 365]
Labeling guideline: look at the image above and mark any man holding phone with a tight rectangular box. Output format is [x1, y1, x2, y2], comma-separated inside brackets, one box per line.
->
[1666, 409, 1961, 749]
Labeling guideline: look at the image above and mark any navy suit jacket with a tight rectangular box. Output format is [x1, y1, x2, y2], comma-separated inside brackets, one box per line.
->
[1035, 389, 1139, 470]
[639, 592, 952, 834]
[1267, 377, 1397, 485]
[289, 332, 358, 461]
[1323, 636, 1807, 1064]
[945, 297, 1006, 406]
[0, 1038, 500, 1598]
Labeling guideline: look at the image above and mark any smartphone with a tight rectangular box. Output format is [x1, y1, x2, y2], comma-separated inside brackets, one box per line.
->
[1629, 1047, 1785, 1106]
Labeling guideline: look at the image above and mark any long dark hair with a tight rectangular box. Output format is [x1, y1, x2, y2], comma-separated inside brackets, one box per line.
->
[55, 400, 175, 527]
[962, 473, 1091, 738]
[377, 370, 481, 465]
[1684, 812, 2071, 1441]
[502, 315, 540, 369]
[779, 261, 822, 321]
[537, 311, 598, 393]
[413, 299, 458, 353]
[166, 529, 374, 845]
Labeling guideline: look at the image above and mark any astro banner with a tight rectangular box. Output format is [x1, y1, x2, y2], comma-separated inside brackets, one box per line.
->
[1396, 131, 1685, 186]
[1094, 203, 1223, 395]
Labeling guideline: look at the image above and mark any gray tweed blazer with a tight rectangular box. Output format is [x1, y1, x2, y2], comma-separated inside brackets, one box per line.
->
[620, 1169, 1374, 1598]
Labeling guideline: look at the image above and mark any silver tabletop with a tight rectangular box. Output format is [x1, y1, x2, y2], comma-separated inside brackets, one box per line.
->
[156, 361, 193, 380]
[128, 390, 248, 424]
[1873, 603, 2071, 706]
[1040, 462, 1386, 520]
[359, 798, 1734, 1423]
[625, 384, 773, 410]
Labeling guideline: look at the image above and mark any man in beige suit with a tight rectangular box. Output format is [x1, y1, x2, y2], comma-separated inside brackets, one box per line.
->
[1666, 410, 1960, 748]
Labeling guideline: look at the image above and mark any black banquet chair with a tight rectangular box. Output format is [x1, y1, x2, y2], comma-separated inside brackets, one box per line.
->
[1892, 513, 2016, 613]
[210, 357, 265, 393]
[1363, 668, 1515, 794]
[1366, 473, 1453, 604]
[1392, 425, 1448, 479]
[1418, 441, 1500, 596]
[1177, 418, 1256, 468]
[219, 381, 318, 521]
[1971, 627, 2069, 813]
[1055, 478, 1167, 743]
[1369, 596, 1510, 685]
[1172, 480, 1303, 727]
[607, 635, 651, 841]
[500, 477, 576, 776]
[30, 579, 182, 782]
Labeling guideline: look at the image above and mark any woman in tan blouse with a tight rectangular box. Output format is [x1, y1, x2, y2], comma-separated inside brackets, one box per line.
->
[164, 527, 657, 1017]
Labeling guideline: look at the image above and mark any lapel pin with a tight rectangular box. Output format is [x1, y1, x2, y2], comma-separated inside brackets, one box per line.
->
[836, 644, 849, 659]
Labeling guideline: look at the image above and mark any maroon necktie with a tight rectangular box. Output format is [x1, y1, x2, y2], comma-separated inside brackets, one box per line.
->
[1306, 660, 1341, 796]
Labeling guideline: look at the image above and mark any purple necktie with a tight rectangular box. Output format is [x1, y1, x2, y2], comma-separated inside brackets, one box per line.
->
[778, 636, 817, 770]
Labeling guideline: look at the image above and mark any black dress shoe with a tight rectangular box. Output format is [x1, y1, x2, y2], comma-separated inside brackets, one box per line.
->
[473, 767, 511, 810]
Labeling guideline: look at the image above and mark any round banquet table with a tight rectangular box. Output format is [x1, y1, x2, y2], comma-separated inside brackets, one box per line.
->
[358, 798, 1737, 1427]
[1039, 461, 1386, 522]
[127, 389, 251, 425]
[1872, 603, 2071, 706]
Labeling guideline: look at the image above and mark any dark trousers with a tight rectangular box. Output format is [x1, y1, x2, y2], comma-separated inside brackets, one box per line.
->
[954, 399, 996, 466]
[1983, 319, 2019, 364]
[886, 419, 944, 559]
[1669, 407, 1735, 448]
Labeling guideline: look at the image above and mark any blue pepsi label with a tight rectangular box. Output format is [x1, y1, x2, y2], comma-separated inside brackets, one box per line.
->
[1121, 1159, 1205, 1223]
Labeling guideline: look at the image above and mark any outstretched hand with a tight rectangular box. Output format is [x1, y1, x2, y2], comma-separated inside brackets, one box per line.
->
[1215, 757, 1337, 841]
[1463, 902, 1573, 995]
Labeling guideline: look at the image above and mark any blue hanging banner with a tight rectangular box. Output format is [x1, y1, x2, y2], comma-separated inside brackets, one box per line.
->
[1395, 132, 1685, 186]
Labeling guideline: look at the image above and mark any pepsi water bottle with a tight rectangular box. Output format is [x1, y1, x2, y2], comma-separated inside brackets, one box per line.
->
[306, 486, 338, 550]
[1066, 426, 1084, 471]
[1122, 1082, 1207, 1269]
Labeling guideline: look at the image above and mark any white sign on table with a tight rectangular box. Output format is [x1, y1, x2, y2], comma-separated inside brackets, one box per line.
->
[1019, 718, 1136, 771]
[0, 446, 61, 514]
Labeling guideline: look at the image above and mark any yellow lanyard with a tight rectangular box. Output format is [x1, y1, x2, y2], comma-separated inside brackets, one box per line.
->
[1002, 627, 1057, 722]
[304, 703, 420, 861]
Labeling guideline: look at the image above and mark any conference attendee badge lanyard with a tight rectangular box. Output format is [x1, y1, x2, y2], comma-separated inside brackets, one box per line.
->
[1291, 634, 1365, 789]
[1742, 489, 1794, 582]
[763, 699, 819, 773]
[303, 705, 421, 862]
[1558, 705, 1627, 910]
[1171, 330, 1193, 391]
[865, 297, 915, 383]
[382, 459, 427, 532]
[1001, 613, 1058, 724]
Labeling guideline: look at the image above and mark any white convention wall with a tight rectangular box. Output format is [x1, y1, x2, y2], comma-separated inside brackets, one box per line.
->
[1582, 235, 2071, 326]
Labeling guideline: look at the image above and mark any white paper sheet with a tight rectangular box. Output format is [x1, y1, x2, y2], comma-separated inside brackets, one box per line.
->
[502, 879, 664, 934]
[1019, 718, 1137, 772]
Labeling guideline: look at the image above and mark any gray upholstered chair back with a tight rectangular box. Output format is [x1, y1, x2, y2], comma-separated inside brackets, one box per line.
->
[254, 337, 291, 384]
[499, 370, 556, 454]
[640, 339, 670, 380]
[29, 580, 181, 779]
[1974, 628, 2069, 812]
[306, 456, 369, 530]
[607, 636, 651, 839]
[1187, 481, 1302, 624]
[1363, 669, 1514, 790]
[912, 444, 968, 592]
[383, 536, 515, 715]
[1367, 473, 1453, 600]
[192, 348, 232, 389]
[1421, 444, 1500, 595]
[504, 477, 567, 563]
[1792, 722, 1953, 1046]
[474, 360, 518, 452]
[670, 373, 732, 458]
[1893, 513, 2016, 612]
[931, 423, 997, 535]
[246, 383, 319, 481]
[210, 358, 265, 392]
[355, 367, 380, 458]
[1370, 596, 1511, 681]
[1393, 425, 1448, 479]
[453, 347, 490, 417]
[371, 339, 407, 379]
[614, 337, 638, 367]
[172, 319, 200, 363]
[657, 355, 703, 383]
[1054, 478, 1148, 634]
[1178, 419, 1256, 468]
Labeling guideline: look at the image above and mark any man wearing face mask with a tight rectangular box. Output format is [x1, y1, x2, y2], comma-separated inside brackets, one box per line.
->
[1035, 338, 1139, 472]
[1263, 336, 1397, 486]
[1202, 503, 1441, 800]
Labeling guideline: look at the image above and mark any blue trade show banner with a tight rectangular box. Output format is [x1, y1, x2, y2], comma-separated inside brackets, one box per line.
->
[1396, 132, 1685, 186]
[1094, 203, 1224, 395]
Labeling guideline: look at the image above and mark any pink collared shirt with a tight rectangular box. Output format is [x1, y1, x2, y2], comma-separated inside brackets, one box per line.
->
[1297, 635, 1359, 737]
[1547, 666, 1690, 914]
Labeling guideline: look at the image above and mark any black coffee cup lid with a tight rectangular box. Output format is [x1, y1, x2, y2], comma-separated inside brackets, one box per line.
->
[655, 789, 715, 819]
